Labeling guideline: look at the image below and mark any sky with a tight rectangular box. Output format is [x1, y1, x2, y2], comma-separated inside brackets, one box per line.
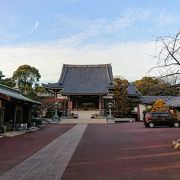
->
[0, 0, 180, 83]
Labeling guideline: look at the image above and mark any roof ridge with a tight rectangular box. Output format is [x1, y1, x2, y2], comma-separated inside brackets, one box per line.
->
[58, 64, 68, 84]
[44, 63, 114, 95]
[106, 65, 111, 83]
[0, 84, 21, 94]
[63, 64, 111, 68]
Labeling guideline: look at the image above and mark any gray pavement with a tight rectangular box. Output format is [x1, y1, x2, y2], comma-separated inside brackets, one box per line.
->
[60, 110, 107, 124]
[0, 124, 87, 180]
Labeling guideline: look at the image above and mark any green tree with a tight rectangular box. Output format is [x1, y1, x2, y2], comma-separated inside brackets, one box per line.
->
[12, 65, 41, 98]
[114, 77, 134, 117]
[134, 76, 178, 96]
[33, 85, 47, 101]
[0, 78, 15, 88]
[35, 85, 46, 94]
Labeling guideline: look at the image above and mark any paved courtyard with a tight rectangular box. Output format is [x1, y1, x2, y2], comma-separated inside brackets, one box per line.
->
[1, 122, 180, 179]
[0, 124, 75, 176]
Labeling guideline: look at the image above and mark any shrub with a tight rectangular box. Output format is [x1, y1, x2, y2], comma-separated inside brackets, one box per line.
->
[151, 99, 169, 112]
[31, 118, 42, 126]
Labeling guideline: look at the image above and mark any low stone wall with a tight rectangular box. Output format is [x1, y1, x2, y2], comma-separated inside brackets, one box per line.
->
[115, 118, 135, 122]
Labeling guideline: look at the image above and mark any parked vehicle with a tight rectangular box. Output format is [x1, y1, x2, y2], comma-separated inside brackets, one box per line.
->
[143, 112, 180, 128]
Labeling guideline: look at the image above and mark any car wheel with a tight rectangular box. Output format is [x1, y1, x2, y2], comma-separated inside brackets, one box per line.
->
[174, 122, 180, 128]
[148, 122, 154, 128]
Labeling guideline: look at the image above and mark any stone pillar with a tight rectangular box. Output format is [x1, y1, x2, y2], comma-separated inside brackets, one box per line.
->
[75, 98, 78, 110]
[68, 98, 72, 115]
[54, 91, 57, 101]
[68, 100, 71, 111]
[137, 103, 140, 121]
[28, 106, 32, 124]
[13, 104, 17, 131]
[70, 100, 73, 110]
[99, 97, 101, 115]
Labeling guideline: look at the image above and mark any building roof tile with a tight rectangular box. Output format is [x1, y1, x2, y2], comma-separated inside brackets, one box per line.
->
[127, 83, 141, 97]
[0, 84, 41, 104]
[43, 64, 114, 95]
[140, 96, 174, 104]
[166, 96, 180, 107]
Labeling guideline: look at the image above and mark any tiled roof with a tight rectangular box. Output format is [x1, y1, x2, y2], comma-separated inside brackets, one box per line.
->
[0, 84, 41, 104]
[127, 83, 141, 97]
[166, 96, 180, 107]
[140, 95, 180, 107]
[140, 96, 174, 105]
[43, 64, 114, 95]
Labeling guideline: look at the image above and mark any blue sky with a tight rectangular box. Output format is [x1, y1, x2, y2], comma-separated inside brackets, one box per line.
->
[0, 0, 180, 82]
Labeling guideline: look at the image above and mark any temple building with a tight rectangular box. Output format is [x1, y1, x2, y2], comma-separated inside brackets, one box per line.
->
[0, 84, 41, 131]
[43, 64, 114, 116]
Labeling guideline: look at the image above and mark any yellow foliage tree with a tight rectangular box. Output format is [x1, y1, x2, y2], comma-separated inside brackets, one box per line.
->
[151, 99, 169, 112]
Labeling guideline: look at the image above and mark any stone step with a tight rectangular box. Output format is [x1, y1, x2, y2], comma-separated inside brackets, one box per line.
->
[60, 118, 107, 124]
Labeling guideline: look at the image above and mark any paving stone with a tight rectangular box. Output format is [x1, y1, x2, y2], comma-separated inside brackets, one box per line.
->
[0, 124, 87, 180]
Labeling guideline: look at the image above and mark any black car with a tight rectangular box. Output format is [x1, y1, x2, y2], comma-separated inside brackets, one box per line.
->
[144, 112, 180, 128]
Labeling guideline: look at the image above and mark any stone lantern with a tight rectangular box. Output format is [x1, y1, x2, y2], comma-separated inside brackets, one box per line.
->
[52, 102, 60, 122]
[107, 102, 113, 118]
[107, 102, 114, 123]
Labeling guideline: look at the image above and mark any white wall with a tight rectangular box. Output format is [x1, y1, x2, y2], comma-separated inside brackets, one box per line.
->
[139, 104, 152, 121]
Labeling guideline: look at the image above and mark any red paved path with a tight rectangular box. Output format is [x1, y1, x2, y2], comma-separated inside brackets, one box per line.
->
[61, 122, 180, 180]
[0, 124, 74, 176]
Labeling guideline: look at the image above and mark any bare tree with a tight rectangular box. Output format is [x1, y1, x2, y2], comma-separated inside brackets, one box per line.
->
[152, 31, 180, 85]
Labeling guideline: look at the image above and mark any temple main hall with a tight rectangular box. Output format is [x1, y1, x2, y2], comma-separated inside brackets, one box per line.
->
[43, 64, 114, 116]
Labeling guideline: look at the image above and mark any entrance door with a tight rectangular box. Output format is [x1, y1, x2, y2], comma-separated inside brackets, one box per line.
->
[72, 96, 99, 110]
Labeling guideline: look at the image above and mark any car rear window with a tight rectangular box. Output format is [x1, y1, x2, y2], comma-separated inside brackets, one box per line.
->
[152, 113, 169, 118]
[145, 113, 152, 119]
[145, 112, 171, 119]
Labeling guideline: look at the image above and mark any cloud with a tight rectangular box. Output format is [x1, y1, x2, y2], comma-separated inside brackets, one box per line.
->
[0, 8, 164, 82]
[55, 8, 151, 31]
[30, 22, 39, 34]
[52, 10, 140, 46]
[53, 10, 152, 47]
[0, 40, 156, 83]
[53, 7, 180, 46]
[55, 8, 151, 35]
[155, 12, 179, 26]
[0, 7, 178, 83]
[0, 33, 17, 44]
[0, 15, 17, 44]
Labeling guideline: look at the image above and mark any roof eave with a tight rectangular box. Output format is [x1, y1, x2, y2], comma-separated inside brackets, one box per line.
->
[61, 92, 108, 96]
